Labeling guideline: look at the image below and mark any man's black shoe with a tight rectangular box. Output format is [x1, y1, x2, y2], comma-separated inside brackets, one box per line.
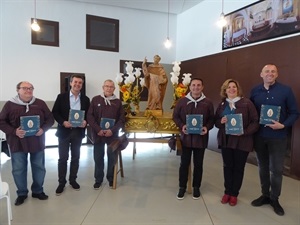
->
[193, 188, 201, 200]
[15, 195, 28, 206]
[93, 182, 101, 190]
[70, 181, 80, 190]
[109, 181, 113, 189]
[32, 192, 48, 200]
[270, 199, 285, 216]
[251, 195, 270, 206]
[55, 184, 65, 196]
[177, 188, 186, 200]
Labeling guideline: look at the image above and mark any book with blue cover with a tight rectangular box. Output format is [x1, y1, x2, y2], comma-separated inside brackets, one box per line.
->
[100, 118, 115, 129]
[20, 115, 40, 137]
[68, 109, 85, 127]
[186, 114, 203, 134]
[259, 104, 281, 125]
[225, 113, 244, 135]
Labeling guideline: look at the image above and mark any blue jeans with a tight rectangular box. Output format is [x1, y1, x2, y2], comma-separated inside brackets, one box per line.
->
[254, 136, 287, 200]
[11, 151, 46, 196]
[93, 142, 117, 184]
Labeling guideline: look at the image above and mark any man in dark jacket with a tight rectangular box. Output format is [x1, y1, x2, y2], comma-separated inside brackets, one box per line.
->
[52, 74, 90, 195]
[250, 64, 299, 216]
[173, 78, 214, 200]
[0, 81, 54, 206]
[87, 79, 125, 189]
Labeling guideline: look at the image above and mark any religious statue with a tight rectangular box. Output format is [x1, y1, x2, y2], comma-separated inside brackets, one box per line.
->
[142, 55, 168, 110]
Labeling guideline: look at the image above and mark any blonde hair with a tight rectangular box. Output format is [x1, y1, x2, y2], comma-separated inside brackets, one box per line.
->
[220, 79, 243, 100]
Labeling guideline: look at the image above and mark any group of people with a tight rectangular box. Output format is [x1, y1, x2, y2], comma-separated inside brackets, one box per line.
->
[0, 76, 124, 206]
[173, 64, 298, 216]
[0, 63, 298, 217]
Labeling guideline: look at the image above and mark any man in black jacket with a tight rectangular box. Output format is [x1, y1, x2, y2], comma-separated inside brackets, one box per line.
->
[52, 74, 90, 195]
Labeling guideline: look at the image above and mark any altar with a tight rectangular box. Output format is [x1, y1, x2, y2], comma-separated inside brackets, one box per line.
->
[124, 111, 193, 194]
[125, 111, 180, 153]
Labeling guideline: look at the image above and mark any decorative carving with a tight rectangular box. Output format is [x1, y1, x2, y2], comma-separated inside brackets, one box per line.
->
[144, 114, 160, 132]
[125, 112, 179, 133]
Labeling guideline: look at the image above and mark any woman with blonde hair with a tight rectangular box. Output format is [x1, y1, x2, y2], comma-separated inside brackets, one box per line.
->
[215, 79, 259, 206]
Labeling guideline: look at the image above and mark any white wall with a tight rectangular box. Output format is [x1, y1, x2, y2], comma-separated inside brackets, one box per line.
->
[176, 0, 300, 61]
[176, 0, 257, 61]
[0, 0, 177, 101]
[1, 0, 300, 103]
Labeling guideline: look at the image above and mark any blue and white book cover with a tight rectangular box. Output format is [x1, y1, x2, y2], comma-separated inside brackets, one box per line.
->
[20, 115, 40, 137]
[225, 113, 244, 135]
[69, 109, 85, 127]
[100, 118, 115, 129]
[259, 104, 281, 125]
[186, 114, 203, 134]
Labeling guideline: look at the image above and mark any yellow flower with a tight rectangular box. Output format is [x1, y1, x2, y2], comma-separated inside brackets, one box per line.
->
[123, 91, 130, 102]
[132, 86, 139, 95]
[175, 85, 187, 98]
[171, 83, 189, 109]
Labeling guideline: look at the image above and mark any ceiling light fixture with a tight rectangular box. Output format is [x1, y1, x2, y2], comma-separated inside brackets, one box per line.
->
[164, 0, 172, 49]
[31, 0, 40, 31]
[218, 0, 227, 28]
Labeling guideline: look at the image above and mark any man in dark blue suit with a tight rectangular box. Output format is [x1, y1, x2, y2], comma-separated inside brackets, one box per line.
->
[52, 74, 90, 195]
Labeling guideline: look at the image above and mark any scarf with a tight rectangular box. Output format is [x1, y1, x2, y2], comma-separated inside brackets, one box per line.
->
[226, 97, 241, 110]
[101, 94, 118, 105]
[9, 95, 36, 113]
[186, 92, 206, 108]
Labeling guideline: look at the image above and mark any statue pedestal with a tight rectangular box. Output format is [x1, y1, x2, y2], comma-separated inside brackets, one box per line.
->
[144, 109, 163, 117]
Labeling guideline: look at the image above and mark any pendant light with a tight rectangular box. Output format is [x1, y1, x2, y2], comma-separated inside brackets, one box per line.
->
[164, 0, 172, 49]
[31, 0, 40, 31]
[218, 0, 227, 27]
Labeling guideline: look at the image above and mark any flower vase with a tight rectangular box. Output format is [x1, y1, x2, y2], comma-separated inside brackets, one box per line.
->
[123, 103, 132, 116]
[133, 103, 140, 114]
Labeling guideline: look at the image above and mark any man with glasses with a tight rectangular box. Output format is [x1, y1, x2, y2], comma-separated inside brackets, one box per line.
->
[0, 81, 54, 206]
[52, 74, 90, 195]
[87, 79, 125, 189]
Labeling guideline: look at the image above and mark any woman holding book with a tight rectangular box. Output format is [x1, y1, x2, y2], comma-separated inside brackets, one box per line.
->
[214, 79, 259, 206]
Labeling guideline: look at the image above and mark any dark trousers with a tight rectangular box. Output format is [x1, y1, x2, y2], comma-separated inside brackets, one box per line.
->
[58, 129, 83, 185]
[179, 147, 205, 189]
[254, 136, 287, 200]
[93, 142, 117, 184]
[221, 148, 249, 197]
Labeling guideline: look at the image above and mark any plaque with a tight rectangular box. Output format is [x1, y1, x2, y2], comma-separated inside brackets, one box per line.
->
[259, 104, 281, 125]
[68, 109, 85, 127]
[225, 114, 244, 135]
[20, 115, 40, 137]
[100, 118, 115, 129]
[186, 114, 203, 134]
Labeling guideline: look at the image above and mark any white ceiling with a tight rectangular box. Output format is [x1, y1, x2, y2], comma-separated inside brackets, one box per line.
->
[68, 0, 204, 14]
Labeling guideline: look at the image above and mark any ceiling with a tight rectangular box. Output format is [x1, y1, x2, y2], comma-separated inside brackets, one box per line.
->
[68, 0, 204, 14]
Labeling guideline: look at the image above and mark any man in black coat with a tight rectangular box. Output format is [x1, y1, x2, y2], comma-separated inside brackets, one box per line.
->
[52, 74, 90, 195]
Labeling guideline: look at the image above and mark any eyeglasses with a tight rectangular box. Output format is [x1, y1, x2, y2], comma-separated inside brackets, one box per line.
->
[19, 87, 34, 91]
[104, 85, 115, 89]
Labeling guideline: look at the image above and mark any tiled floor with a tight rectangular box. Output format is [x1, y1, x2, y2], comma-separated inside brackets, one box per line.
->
[1, 138, 300, 225]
